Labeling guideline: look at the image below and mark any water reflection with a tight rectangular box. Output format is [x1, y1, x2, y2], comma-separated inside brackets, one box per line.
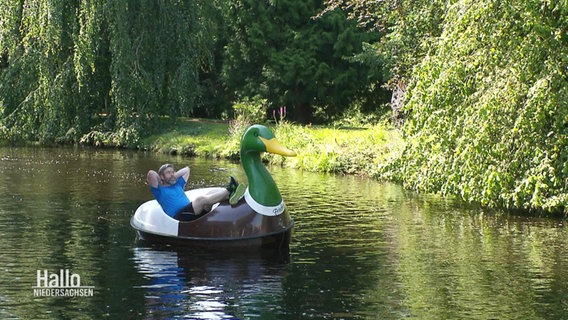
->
[1, 147, 568, 319]
[132, 246, 289, 319]
[392, 197, 568, 320]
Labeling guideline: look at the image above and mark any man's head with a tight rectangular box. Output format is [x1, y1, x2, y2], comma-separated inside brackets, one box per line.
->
[158, 164, 176, 185]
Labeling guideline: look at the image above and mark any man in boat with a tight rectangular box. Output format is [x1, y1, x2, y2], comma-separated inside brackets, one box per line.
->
[147, 163, 245, 221]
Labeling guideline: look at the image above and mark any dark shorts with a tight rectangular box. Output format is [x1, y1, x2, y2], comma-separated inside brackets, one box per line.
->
[173, 203, 199, 221]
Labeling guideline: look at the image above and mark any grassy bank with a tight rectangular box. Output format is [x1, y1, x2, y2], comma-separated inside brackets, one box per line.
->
[132, 118, 567, 217]
[140, 118, 405, 177]
[141, 119, 231, 157]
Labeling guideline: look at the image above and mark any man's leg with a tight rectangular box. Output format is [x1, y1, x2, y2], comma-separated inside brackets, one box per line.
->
[191, 188, 229, 215]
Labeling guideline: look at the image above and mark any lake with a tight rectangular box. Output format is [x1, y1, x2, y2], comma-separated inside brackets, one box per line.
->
[0, 147, 567, 319]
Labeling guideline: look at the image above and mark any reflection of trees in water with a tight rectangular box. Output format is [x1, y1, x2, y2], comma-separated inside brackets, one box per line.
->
[3, 148, 568, 319]
[132, 246, 289, 319]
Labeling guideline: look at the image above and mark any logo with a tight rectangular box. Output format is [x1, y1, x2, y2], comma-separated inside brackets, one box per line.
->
[33, 269, 94, 297]
[272, 202, 285, 215]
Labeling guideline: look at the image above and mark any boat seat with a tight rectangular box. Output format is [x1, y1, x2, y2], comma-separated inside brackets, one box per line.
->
[175, 212, 205, 221]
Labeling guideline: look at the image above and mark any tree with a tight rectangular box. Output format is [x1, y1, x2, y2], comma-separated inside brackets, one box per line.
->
[397, 0, 568, 213]
[0, 0, 216, 145]
[221, 0, 389, 123]
[322, 0, 446, 92]
[327, 0, 568, 214]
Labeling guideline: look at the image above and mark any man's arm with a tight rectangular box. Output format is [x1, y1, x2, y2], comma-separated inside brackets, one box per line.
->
[175, 166, 190, 182]
[147, 170, 160, 188]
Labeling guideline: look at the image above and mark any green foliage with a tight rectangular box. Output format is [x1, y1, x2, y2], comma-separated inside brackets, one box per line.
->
[232, 96, 269, 126]
[79, 127, 141, 148]
[224, 96, 270, 159]
[330, 103, 383, 128]
[323, 0, 446, 83]
[0, 0, 217, 145]
[142, 119, 229, 157]
[137, 118, 404, 176]
[221, 0, 389, 123]
[388, 0, 568, 213]
[269, 121, 404, 175]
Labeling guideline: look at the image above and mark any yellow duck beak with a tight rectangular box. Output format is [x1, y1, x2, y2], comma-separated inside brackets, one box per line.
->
[260, 137, 297, 157]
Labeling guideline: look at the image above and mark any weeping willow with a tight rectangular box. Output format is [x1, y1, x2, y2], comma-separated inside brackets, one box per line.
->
[0, 0, 215, 146]
[391, 0, 568, 213]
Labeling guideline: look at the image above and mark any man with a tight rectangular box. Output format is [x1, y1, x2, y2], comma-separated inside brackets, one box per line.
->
[147, 163, 245, 221]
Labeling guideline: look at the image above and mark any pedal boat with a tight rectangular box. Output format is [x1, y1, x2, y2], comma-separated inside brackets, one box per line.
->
[131, 125, 296, 250]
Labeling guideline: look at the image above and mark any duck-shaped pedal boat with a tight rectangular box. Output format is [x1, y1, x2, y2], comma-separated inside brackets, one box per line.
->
[131, 125, 297, 250]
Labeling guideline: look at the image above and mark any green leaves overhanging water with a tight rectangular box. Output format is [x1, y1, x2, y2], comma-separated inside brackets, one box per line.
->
[0, 0, 216, 145]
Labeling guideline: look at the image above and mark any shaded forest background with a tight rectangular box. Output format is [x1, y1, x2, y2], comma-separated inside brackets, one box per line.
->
[0, 0, 390, 144]
[1, 0, 568, 214]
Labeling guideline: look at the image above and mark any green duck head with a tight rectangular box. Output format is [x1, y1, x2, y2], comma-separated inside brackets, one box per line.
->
[240, 125, 296, 211]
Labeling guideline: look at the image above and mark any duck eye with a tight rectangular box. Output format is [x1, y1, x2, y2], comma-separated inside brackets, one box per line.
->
[254, 132, 259, 137]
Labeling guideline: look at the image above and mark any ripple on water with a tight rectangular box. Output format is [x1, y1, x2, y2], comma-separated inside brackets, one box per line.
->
[2, 149, 568, 319]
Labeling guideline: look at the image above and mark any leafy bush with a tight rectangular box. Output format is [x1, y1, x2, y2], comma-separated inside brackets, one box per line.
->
[271, 121, 404, 175]
[229, 96, 268, 130]
[390, 0, 568, 214]
[80, 126, 141, 148]
[224, 96, 269, 158]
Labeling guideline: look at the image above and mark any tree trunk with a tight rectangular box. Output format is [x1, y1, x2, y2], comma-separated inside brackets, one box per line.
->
[292, 83, 313, 124]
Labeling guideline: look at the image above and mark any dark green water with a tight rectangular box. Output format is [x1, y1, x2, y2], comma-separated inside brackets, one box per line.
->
[0, 147, 567, 319]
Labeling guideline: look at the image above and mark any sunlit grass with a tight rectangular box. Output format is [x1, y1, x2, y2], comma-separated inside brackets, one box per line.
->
[141, 118, 229, 157]
[271, 122, 404, 175]
[141, 118, 405, 177]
